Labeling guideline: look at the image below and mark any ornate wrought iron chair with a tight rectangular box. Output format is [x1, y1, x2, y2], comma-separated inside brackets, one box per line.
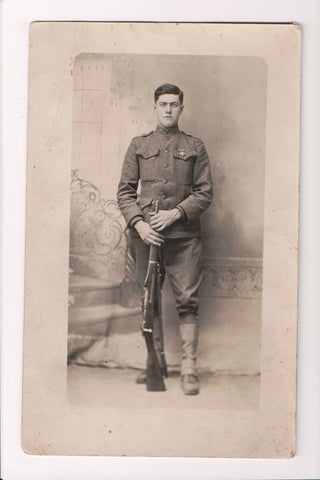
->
[68, 170, 141, 365]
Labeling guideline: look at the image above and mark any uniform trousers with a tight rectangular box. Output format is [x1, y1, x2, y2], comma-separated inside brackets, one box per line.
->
[130, 233, 203, 324]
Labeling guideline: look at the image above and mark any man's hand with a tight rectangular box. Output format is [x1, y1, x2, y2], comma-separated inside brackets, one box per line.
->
[134, 220, 165, 246]
[149, 208, 182, 231]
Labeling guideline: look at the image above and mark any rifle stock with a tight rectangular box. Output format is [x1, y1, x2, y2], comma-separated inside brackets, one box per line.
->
[142, 243, 167, 392]
[155, 260, 168, 379]
[144, 331, 166, 391]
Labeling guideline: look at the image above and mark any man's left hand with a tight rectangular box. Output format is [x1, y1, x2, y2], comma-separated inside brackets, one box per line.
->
[149, 208, 181, 231]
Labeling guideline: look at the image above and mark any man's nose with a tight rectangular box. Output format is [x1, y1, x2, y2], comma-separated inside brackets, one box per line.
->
[165, 105, 172, 113]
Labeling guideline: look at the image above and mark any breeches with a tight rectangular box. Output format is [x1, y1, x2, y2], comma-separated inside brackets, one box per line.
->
[129, 233, 203, 322]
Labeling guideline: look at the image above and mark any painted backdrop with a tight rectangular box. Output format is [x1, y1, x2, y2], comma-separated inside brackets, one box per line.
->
[68, 53, 266, 376]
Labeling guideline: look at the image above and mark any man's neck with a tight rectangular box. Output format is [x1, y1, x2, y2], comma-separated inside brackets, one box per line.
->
[156, 124, 180, 135]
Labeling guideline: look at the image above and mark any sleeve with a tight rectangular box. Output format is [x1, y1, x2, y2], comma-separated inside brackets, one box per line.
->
[129, 215, 144, 228]
[117, 138, 144, 227]
[177, 139, 213, 223]
[175, 204, 187, 222]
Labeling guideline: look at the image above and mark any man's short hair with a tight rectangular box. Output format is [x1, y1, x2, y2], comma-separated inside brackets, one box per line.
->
[154, 83, 184, 104]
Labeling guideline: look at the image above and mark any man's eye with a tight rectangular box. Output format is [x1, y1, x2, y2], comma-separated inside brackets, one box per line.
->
[159, 103, 179, 108]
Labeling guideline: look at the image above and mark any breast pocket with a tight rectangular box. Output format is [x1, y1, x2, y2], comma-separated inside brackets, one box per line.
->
[136, 148, 159, 181]
[173, 149, 197, 185]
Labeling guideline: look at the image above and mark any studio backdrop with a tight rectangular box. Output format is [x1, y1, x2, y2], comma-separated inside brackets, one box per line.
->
[68, 52, 266, 377]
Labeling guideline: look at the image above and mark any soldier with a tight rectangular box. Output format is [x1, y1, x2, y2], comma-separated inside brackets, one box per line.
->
[117, 83, 213, 395]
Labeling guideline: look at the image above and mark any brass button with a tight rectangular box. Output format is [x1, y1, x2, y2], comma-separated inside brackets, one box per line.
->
[163, 163, 168, 167]
[163, 179, 167, 184]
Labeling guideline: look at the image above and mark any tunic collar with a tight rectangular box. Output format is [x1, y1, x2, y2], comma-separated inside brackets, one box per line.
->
[155, 125, 180, 136]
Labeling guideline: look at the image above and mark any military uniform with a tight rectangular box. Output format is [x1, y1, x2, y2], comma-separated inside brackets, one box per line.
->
[117, 125, 212, 238]
[117, 124, 213, 389]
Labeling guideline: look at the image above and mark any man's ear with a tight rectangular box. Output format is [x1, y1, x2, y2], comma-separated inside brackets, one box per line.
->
[153, 104, 157, 110]
[180, 105, 184, 114]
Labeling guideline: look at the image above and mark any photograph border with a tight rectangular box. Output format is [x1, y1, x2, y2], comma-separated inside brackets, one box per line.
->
[22, 21, 300, 459]
[2, 0, 320, 479]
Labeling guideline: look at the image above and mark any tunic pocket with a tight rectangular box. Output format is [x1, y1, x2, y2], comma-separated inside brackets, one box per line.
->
[136, 147, 159, 181]
[173, 149, 197, 185]
[138, 198, 154, 210]
[137, 197, 154, 222]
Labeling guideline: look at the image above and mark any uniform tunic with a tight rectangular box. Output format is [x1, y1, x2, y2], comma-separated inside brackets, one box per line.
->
[117, 124, 213, 320]
[117, 125, 213, 238]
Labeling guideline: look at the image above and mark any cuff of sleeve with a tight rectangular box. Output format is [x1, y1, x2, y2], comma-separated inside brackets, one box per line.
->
[129, 215, 144, 229]
[176, 205, 187, 223]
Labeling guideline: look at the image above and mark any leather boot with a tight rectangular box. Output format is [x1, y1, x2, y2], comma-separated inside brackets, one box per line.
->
[181, 374, 199, 395]
[136, 370, 147, 384]
[179, 322, 199, 395]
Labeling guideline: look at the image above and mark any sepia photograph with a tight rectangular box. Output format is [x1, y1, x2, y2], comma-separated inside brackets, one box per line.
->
[22, 21, 300, 458]
[67, 53, 265, 407]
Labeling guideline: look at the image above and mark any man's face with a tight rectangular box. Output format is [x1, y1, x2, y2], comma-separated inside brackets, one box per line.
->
[154, 93, 184, 129]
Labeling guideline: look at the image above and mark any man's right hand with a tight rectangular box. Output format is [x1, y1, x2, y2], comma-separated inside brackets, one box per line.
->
[134, 220, 165, 246]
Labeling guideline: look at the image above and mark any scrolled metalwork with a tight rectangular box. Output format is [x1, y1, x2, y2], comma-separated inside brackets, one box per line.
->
[70, 169, 125, 260]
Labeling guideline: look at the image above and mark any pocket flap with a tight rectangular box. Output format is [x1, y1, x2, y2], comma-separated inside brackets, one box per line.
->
[173, 149, 197, 160]
[138, 198, 154, 209]
[136, 148, 159, 159]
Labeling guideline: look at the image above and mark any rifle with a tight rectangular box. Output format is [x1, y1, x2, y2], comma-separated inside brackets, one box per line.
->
[142, 200, 168, 391]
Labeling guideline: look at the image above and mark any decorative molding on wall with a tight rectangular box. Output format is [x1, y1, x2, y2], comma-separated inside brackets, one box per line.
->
[201, 257, 263, 298]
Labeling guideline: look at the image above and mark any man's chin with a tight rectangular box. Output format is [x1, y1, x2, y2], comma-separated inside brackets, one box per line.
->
[160, 120, 177, 128]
